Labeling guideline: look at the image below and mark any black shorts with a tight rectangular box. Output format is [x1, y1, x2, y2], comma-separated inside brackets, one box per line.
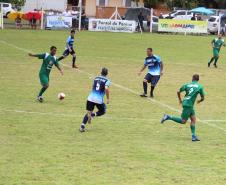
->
[86, 101, 106, 113]
[144, 73, 160, 86]
[63, 48, 75, 56]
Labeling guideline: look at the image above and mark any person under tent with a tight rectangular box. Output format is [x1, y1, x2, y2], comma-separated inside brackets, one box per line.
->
[15, 15, 22, 29]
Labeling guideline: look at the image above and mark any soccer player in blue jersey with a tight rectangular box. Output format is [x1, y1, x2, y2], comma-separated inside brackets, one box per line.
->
[79, 68, 110, 132]
[138, 48, 163, 98]
[58, 29, 78, 68]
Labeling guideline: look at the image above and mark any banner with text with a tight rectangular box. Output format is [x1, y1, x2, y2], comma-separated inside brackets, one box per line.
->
[158, 19, 208, 33]
[46, 16, 72, 28]
[89, 19, 136, 33]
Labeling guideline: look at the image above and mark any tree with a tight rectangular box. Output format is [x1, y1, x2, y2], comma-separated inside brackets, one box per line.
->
[0, 0, 26, 6]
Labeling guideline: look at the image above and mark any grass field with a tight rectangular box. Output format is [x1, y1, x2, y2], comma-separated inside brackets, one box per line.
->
[1, 29, 226, 185]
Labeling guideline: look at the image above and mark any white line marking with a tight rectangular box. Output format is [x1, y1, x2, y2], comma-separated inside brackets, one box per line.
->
[0, 108, 159, 122]
[1, 40, 226, 132]
[204, 120, 226, 123]
[1, 108, 225, 123]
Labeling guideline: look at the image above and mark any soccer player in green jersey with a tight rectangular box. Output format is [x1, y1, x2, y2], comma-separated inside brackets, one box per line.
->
[161, 74, 205, 142]
[28, 46, 64, 102]
[208, 34, 225, 68]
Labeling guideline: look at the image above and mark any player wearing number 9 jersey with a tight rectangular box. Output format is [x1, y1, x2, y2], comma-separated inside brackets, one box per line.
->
[80, 68, 110, 132]
[161, 74, 205, 142]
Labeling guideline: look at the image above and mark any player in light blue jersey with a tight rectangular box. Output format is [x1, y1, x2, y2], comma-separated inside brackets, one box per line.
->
[58, 29, 78, 68]
[80, 68, 110, 132]
[138, 48, 163, 98]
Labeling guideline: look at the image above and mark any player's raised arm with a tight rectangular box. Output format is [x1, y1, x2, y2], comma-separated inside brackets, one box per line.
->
[28, 53, 46, 59]
[28, 53, 38, 57]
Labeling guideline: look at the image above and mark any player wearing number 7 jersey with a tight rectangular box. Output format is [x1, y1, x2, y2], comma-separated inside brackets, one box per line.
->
[80, 68, 110, 132]
[161, 74, 205, 142]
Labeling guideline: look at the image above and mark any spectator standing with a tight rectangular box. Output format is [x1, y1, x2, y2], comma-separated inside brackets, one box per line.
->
[30, 15, 37, 29]
[137, 12, 144, 32]
[191, 14, 197, 21]
[81, 10, 87, 30]
[15, 15, 22, 29]
[63, 9, 71, 16]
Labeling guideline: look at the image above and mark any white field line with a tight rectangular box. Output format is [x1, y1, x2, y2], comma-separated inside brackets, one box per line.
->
[0, 108, 160, 122]
[1, 40, 226, 132]
[1, 108, 226, 123]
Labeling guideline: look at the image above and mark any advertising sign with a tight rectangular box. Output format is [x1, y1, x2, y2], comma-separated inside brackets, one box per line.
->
[46, 16, 72, 28]
[89, 19, 136, 33]
[158, 19, 208, 33]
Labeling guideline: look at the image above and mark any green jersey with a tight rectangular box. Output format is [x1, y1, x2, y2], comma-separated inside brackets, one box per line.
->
[212, 38, 225, 50]
[180, 81, 205, 108]
[37, 53, 59, 75]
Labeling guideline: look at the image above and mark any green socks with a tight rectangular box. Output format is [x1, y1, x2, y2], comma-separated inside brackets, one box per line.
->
[38, 87, 48, 97]
[169, 116, 184, 124]
[190, 124, 196, 136]
[168, 116, 196, 137]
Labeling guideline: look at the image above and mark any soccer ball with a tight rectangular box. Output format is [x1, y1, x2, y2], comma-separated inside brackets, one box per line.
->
[58, 93, 66, 100]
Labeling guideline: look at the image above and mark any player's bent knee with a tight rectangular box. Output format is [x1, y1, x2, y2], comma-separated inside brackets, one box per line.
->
[96, 110, 106, 117]
[181, 119, 187, 124]
[143, 79, 148, 83]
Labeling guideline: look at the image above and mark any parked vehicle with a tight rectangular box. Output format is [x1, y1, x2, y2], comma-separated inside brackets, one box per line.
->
[162, 10, 186, 19]
[0, 3, 15, 18]
[208, 16, 219, 34]
[173, 11, 195, 20]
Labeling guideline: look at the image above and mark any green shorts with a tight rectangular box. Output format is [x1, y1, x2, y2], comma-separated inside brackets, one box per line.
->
[181, 106, 195, 120]
[39, 73, 49, 86]
[213, 48, 220, 57]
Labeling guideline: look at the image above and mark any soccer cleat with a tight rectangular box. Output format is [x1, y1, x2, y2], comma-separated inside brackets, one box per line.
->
[37, 96, 43, 103]
[150, 94, 154, 98]
[72, 64, 78, 68]
[214, 64, 218, 68]
[192, 135, 200, 142]
[79, 127, 85, 132]
[140, 93, 147, 97]
[161, 114, 170, 123]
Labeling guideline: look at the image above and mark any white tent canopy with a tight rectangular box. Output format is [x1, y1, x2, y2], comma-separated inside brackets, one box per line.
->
[22, 0, 67, 12]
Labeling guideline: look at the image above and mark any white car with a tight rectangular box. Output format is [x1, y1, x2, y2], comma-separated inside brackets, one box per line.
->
[208, 16, 219, 34]
[173, 11, 195, 20]
[0, 3, 14, 18]
[162, 10, 187, 19]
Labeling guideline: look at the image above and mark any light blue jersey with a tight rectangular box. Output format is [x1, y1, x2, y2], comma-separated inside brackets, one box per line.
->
[66, 36, 74, 49]
[144, 55, 161, 76]
[87, 76, 111, 104]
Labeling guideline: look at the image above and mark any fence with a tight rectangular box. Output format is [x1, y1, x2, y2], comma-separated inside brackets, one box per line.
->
[0, 4, 4, 29]
[1, 5, 84, 30]
[1, 5, 220, 36]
